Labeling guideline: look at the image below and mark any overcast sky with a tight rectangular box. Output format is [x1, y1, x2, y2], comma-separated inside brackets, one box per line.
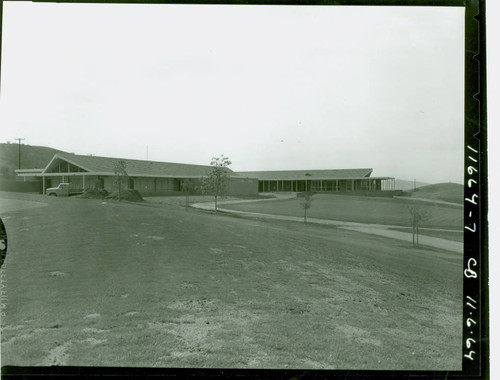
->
[1, 3, 464, 183]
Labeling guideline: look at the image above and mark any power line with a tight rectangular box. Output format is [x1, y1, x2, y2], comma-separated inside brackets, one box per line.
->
[14, 138, 25, 169]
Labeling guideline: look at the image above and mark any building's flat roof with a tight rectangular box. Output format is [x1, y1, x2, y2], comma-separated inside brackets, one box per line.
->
[237, 168, 375, 181]
[16, 153, 393, 181]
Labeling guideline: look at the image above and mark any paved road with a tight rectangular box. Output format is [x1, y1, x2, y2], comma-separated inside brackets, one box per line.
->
[0, 197, 48, 214]
[191, 195, 463, 254]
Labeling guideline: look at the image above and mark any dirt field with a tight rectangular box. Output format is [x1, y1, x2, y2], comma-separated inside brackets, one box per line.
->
[1, 192, 462, 369]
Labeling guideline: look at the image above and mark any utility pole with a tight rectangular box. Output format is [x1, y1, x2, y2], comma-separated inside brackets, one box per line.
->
[15, 138, 25, 169]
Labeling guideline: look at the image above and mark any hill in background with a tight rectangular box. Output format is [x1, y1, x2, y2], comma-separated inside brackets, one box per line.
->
[401, 182, 464, 205]
[0, 143, 67, 175]
[0, 143, 463, 202]
[394, 179, 430, 191]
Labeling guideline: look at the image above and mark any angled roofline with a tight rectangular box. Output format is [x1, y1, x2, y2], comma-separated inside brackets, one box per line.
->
[41, 153, 94, 174]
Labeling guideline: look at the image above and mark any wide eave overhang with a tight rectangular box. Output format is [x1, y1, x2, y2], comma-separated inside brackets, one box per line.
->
[20, 172, 249, 179]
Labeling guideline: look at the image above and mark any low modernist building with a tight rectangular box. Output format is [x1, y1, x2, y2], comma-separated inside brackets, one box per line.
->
[237, 169, 395, 193]
[15, 152, 258, 196]
[15, 152, 396, 195]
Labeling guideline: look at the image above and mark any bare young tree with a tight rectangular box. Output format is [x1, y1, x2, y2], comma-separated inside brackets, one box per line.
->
[202, 155, 232, 214]
[301, 192, 313, 223]
[408, 205, 428, 248]
[180, 179, 193, 212]
[113, 159, 128, 201]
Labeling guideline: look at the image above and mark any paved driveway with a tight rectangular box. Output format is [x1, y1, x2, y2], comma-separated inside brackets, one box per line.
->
[0, 197, 48, 214]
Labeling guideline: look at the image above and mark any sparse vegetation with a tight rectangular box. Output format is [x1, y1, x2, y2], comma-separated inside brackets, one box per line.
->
[408, 206, 428, 248]
[201, 155, 232, 214]
[0, 143, 65, 172]
[300, 192, 313, 223]
[0, 166, 14, 176]
[180, 179, 194, 212]
[223, 193, 463, 230]
[0, 192, 462, 369]
[105, 189, 144, 202]
[80, 188, 109, 199]
[112, 159, 128, 201]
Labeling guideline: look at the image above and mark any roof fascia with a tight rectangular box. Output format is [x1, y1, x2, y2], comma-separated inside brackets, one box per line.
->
[237, 169, 374, 174]
[34, 172, 257, 179]
[41, 154, 61, 174]
[253, 177, 393, 181]
[42, 154, 95, 174]
[33, 172, 390, 180]
[15, 173, 39, 177]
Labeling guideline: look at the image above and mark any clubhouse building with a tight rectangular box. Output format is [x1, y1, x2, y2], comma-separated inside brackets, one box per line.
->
[238, 169, 395, 193]
[15, 152, 257, 196]
[15, 152, 395, 195]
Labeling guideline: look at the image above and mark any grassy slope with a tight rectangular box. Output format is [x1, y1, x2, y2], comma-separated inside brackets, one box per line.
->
[394, 179, 429, 191]
[0, 143, 65, 172]
[388, 227, 464, 243]
[222, 194, 463, 230]
[400, 183, 464, 205]
[1, 192, 462, 370]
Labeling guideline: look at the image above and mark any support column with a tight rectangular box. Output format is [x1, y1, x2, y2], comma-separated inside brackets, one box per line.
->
[83, 175, 86, 190]
[320, 179, 323, 192]
[43, 176, 46, 194]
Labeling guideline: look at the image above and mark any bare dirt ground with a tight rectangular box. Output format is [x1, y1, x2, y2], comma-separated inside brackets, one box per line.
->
[1, 192, 462, 370]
